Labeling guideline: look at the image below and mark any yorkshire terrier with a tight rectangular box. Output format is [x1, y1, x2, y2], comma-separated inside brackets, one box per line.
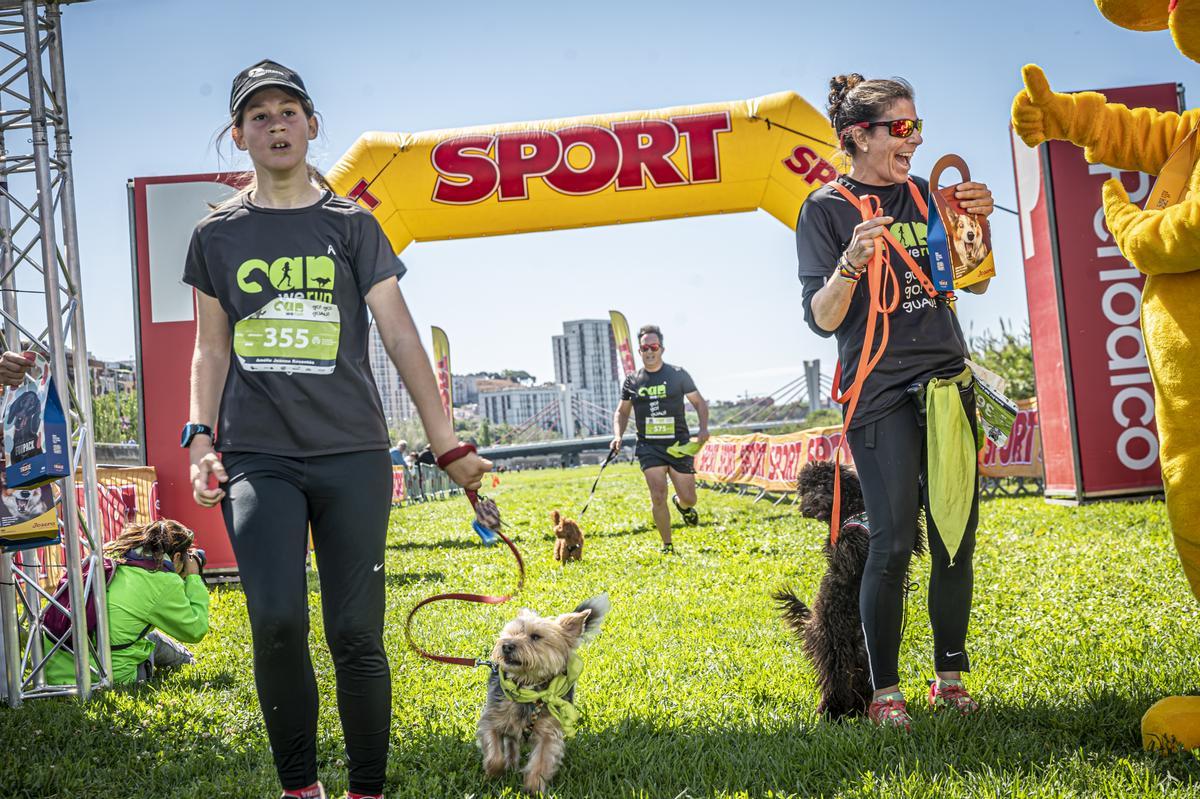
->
[773, 460, 926, 719]
[550, 509, 584, 563]
[478, 594, 610, 794]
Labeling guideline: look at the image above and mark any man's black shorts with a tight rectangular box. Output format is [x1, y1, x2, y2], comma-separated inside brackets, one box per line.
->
[635, 441, 694, 473]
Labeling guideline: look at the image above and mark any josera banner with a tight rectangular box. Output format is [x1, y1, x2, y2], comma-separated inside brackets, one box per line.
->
[699, 410, 1045, 491]
[695, 426, 849, 493]
[609, 310, 636, 378]
[325, 92, 840, 253]
[431, 326, 452, 419]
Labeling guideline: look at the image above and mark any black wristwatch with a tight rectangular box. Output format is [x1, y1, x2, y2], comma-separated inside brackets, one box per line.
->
[180, 422, 215, 448]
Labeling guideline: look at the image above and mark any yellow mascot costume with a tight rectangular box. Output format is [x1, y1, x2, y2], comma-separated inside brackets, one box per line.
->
[1012, 0, 1200, 754]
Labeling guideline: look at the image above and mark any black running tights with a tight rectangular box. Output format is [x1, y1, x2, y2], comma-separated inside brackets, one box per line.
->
[846, 391, 978, 691]
[221, 450, 393, 795]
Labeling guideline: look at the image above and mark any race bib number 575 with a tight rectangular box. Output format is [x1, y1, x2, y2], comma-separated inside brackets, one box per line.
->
[234, 297, 340, 374]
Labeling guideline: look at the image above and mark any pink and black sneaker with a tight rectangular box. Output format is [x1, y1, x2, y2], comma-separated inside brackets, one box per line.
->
[928, 679, 979, 715]
[281, 783, 325, 799]
[867, 693, 912, 731]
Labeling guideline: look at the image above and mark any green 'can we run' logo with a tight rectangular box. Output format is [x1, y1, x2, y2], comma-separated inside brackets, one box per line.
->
[237, 255, 336, 303]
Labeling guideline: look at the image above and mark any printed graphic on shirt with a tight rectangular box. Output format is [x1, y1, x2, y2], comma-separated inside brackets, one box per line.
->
[622, 365, 697, 443]
[233, 254, 341, 373]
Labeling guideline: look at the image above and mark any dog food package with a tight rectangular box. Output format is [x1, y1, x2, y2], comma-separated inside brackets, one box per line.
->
[3, 353, 70, 489]
[965, 358, 1019, 448]
[926, 154, 996, 291]
[0, 403, 59, 547]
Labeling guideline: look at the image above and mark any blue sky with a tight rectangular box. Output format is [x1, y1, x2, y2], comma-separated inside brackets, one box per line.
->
[61, 0, 1195, 401]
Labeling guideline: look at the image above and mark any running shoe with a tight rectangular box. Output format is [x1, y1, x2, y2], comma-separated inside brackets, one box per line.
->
[928, 680, 979, 715]
[672, 494, 699, 526]
[660, 542, 675, 555]
[345, 793, 384, 799]
[281, 783, 325, 799]
[867, 695, 912, 731]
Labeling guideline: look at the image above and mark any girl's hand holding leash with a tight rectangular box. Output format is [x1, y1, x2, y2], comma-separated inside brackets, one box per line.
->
[190, 443, 228, 507]
[441, 446, 493, 492]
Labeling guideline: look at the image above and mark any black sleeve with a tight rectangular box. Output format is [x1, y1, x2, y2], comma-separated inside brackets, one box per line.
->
[352, 213, 407, 298]
[620, 375, 635, 401]
[678, 368, 697, 395]
[801, 275, 836, 339]
[795, 194, 843, 280]
[181, 227, 215, 297]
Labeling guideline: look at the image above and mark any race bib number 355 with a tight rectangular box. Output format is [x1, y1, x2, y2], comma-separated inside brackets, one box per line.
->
[234, 298, 340, 374]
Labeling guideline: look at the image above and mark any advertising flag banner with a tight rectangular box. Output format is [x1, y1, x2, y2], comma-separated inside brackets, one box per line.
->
[609, 310, 636, 378]
[431, 326, 453, 420]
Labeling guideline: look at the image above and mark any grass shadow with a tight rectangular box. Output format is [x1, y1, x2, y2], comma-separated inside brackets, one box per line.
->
[389, 538, 479, 551]
[386, 571, 446, 588]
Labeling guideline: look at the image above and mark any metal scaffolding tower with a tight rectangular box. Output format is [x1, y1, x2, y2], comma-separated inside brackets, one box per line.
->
[0, 0, 108, 705]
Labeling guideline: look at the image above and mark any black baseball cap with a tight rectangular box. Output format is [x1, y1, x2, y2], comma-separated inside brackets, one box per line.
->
[229, 59, 313, 118]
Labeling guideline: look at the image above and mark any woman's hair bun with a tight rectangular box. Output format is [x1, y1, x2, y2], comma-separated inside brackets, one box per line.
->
[827, 73, 865, 128]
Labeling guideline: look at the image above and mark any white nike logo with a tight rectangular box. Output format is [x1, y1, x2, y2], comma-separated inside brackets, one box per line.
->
[373, 563, 384, 572]
[945, 651, 964, 658]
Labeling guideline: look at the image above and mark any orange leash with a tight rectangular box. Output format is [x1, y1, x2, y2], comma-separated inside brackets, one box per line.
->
[824, 179, 949, 543]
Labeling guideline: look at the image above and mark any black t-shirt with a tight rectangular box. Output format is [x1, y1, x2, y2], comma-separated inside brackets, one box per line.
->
[795, 175, 967, 430]
[182, 191, 406, 457]
[620, 364, 697, 443]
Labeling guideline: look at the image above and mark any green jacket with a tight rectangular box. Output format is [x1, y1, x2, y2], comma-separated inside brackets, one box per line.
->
[44, 565, 209, 685]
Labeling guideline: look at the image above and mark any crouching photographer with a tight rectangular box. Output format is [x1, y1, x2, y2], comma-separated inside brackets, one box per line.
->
[43, 519, 210, 685]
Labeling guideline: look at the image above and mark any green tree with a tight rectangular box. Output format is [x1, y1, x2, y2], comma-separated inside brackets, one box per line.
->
[969, 320, 1036, 401]
[92, 389, 139, 444]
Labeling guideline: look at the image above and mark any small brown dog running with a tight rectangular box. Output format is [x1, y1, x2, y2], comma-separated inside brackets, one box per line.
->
[477, 594, 610, 794]
[550, 510, 584, 563]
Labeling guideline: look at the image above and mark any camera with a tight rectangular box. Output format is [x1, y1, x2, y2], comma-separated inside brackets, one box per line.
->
[189, 548, 207, 570]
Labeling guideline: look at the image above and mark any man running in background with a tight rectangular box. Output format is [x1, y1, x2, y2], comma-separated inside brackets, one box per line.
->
[612, 324, 709, 553]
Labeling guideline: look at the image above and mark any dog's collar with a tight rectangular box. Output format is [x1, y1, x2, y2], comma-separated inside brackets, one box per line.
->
[497, 652, 584, 738]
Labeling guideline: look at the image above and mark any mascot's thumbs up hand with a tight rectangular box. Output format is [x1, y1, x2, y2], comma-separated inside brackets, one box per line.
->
[1012, 64, 1106, 148]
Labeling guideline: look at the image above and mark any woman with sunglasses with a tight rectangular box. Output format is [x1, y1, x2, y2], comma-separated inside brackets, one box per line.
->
[794, 74, 995, 730]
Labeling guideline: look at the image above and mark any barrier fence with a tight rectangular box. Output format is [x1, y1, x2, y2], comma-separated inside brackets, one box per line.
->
[392, 464, 462, 505]
[696, 402, 1044, 497]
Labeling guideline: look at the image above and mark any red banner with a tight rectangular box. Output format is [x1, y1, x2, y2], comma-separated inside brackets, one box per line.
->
[695, 426, 848, 492]
[1013, 82, 1176, 499]
[978, 401, 1043, 479]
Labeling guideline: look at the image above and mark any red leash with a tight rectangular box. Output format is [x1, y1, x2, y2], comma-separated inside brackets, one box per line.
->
[404, 488, 526, 668]
[825, 179, 948, 544]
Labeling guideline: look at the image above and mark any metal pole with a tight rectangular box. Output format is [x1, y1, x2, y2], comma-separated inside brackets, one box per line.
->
[0, 51, 23, 705]
[45, 1, 108, 687]
[22, 0, 88, 697]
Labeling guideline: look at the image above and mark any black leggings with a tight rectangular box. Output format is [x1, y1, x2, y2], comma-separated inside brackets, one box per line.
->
[221, 450, 393, 795]
[846, 389, 979, 691]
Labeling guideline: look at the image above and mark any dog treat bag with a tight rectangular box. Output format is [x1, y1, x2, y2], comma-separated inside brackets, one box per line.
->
[926, 154, 997, 291]
[0, 415, 58, 545]
[3, 352, 70, 489]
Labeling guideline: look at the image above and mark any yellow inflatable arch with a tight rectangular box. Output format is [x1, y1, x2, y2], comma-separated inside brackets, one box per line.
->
[325, 92, 840, 253]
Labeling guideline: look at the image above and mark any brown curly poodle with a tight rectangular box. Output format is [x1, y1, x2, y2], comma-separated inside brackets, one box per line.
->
[550, 509, 583, 563]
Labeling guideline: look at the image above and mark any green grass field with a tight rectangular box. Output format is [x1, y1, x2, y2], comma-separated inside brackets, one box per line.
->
[2, 464, 1199, 798]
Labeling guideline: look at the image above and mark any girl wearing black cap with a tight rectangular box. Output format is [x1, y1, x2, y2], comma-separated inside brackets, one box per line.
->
[183, 60, 491, 799]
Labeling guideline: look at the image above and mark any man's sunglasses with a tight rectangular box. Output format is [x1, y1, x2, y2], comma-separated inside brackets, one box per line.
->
[847, 118, 923, 139]
[639, 343, 661, 353]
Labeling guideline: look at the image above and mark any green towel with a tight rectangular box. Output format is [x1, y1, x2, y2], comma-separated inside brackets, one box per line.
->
[498, 652, 584, 738]
[925, 368, 975, 565]
[666, 441, 703, 459]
